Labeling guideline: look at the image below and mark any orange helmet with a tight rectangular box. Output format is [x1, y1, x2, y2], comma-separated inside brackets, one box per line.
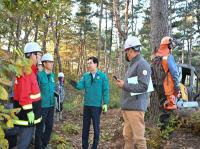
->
[160, 36, 172, 45]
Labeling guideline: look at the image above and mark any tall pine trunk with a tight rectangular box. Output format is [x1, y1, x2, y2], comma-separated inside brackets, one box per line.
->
[113, 0, 129, 77]
[149, 0, 169, 123]
[97, 0, 103, 61]
[51, 17, 62, 73]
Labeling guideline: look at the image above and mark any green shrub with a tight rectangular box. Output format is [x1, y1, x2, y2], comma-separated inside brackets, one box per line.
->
[146, 127, 163, 149]
[61, 122, 80, 135]
[109, 81, 121, 109]
[50, 132, 73, 149]
[0, 127, 8, 149]
[63, 98, 82, 111]
[159, 115, 180, 139]
[147, 114, 180, 148]
[186, 110, 200, 135]
[63, 89, 83, 111]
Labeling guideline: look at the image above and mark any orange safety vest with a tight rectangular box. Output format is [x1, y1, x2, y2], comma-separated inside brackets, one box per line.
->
[161, 56, 175, 96]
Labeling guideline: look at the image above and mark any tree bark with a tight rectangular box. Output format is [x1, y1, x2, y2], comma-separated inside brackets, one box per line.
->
[113, 0, 127, 39]
[150, 0, 169, 51]
[149, 0, 169, 123]
[42, 14, 49, 53]
[15, 15, 21, 49]
[97, 0, 103, 61]
[124, 0, 129, 36]
[181, 30, 186, 63]
[131, 0, 134, 34]
[113, 0, 129, 77]
[34, 23, 39, 42]
[105, 4, 108, 73]
[7, 33, 12, 52]
[188, 38, 192, 65]
[51, 16, 62, 73]
[23, 25, 32, 45]
[109, 10, 113, 54]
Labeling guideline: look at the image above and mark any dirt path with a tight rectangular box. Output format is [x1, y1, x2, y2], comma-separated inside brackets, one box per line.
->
[53, 108, 124, 148]
[52, 108, 200, 149]
[163, 129, 200, 149]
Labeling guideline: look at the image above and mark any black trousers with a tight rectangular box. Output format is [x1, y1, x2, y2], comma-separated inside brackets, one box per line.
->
[35, 107, 54, 149]
[82, 106, 102, 149]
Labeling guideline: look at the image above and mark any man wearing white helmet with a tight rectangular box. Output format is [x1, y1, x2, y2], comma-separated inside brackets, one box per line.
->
[115, 36, 151, 149]
[55, 72, 66, 121]
[24, 42, 43, 71]
[35, 53, 55, 149]
[13, 42, 42, 149]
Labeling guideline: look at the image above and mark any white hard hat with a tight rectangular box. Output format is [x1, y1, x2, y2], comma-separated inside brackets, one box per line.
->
[124, 36, 141, 51]
[58, 72, 64, 77]
[41, 53, 54, 62]
[24, 42, 41, 54]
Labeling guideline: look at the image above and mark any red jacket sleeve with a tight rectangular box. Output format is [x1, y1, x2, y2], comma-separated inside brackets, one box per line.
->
[14, 72, 40, 109]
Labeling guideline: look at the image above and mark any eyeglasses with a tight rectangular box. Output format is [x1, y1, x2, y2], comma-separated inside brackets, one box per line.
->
[87, 62, 94, 65]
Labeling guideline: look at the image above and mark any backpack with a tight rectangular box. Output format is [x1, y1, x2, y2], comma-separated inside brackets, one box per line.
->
[151, 56, 169, 96]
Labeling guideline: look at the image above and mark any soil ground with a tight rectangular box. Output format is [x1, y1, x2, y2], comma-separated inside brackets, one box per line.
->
[52, 108, 200, 149]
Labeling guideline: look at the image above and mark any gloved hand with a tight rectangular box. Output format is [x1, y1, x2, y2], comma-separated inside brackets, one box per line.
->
[27, 111, 35, 124]
[69, 80, 77, 88]
[102, 104, 108, 113]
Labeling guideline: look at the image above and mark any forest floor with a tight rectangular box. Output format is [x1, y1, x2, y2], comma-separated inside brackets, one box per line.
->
[51, 108, 200, 149]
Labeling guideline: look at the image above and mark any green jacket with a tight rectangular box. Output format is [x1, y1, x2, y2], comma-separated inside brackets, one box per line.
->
[76, 70, 109, 107]
[37, 70, 55, 108]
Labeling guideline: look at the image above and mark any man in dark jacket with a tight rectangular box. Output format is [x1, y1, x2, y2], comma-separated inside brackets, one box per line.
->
[116, 36, 151, 149]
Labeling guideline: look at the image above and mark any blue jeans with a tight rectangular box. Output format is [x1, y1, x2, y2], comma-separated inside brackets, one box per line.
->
[16, 126, 34, 149]
[82, 106, 102, 149]
[35, 107, 54, 149]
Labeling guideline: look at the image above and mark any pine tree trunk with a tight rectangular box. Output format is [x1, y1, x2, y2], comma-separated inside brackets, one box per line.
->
[149, 0, 169, 123]
[113, 0, 129, 76]
[113, 0, 127, 39]
[42, 14, 49, 53]
[107, 9, 114, 73]
[105, 5, 108, 74]
[34, 23, 39, 42]
[188, 38, 192, 65]
[97, 0, 103, 61]
[51, 17, 62, 73]
[8, 33, 11, 52]
[109, 11, 113, 54]
[131, 0, 134, 34]
[15, 16, 21, 49]
[150, 0, 169, 50]
[54, 40, 62, 72]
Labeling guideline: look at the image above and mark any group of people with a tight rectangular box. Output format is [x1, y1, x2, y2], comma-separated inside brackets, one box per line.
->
[11, 42, 65, 149]
[9, 34, 180, 149]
